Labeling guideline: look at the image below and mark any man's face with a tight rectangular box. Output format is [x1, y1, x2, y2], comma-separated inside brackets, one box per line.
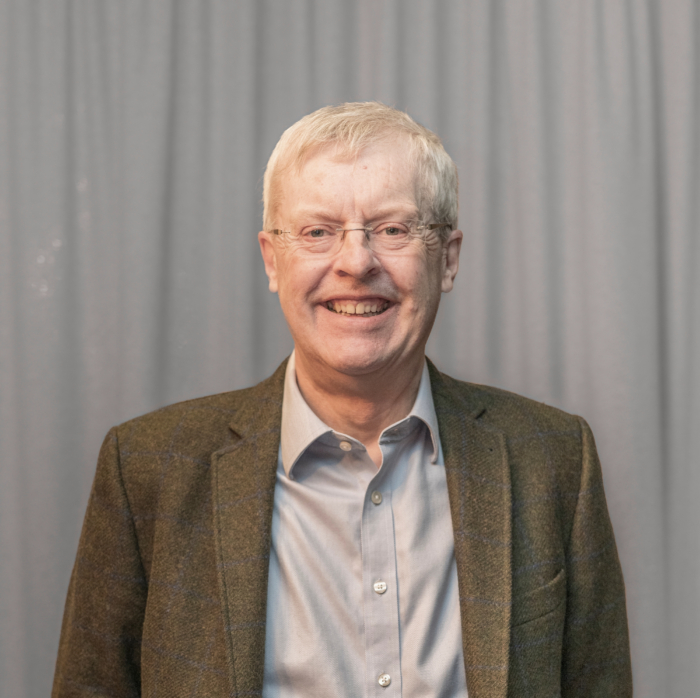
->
[258, 138, 461, 380]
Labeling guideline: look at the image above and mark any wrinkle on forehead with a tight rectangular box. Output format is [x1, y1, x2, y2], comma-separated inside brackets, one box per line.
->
[298, 139, 418, 189]
[280, 141, 421, 223]
[275, 139, 419, 226]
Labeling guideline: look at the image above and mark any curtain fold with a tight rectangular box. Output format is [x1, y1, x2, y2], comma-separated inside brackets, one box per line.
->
[1, 1, 697, 696]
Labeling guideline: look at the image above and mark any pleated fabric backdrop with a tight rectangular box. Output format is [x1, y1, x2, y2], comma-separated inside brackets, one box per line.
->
[1, 1, 698, 696]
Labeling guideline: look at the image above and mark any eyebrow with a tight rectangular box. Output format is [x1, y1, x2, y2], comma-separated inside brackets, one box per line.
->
[291, 205, 420, 223]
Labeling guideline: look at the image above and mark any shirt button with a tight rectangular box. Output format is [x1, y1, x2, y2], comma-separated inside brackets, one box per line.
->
[339, 441, 352, 451]
[378, 673, 391, 687]
[371, 490, 383, 505]
[373, 580, 387, 594]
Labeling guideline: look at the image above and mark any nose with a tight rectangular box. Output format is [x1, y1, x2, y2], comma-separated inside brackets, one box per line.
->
[333, 228, 381, 278]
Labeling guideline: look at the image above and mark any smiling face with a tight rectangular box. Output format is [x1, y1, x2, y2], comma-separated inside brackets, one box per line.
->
[258, 138, 462, 385]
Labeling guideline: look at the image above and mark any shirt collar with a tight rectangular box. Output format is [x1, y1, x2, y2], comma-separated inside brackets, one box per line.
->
[280, 351, 441, 478]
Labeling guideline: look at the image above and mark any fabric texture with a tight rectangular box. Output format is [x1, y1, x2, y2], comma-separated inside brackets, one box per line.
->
[52, 358, 632, 698]
[264, 353, 467, 697]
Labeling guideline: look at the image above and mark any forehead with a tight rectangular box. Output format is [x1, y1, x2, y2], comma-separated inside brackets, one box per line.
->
[277, 139, 419, 222]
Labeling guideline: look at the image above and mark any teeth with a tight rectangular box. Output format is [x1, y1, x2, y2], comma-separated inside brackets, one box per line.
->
[326, 301, 389, 316]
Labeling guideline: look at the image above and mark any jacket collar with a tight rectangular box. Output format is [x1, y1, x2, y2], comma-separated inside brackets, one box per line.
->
[211, 357, 511, 698]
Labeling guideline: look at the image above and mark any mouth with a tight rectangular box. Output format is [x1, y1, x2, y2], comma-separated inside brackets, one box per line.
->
[324, 299, 391, 317]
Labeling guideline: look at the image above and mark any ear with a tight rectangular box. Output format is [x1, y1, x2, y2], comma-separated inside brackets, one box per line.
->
[258, 231, 279, 293]
[441, 229, 462, 293]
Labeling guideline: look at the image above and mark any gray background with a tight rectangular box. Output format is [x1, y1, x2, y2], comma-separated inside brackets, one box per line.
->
[1, 1, 698, 696]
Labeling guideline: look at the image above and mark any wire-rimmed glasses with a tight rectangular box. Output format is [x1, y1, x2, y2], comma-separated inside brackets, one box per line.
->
[269, 222, 450, 256]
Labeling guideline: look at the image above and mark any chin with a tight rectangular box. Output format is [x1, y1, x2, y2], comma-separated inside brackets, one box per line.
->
[317, 344, 393, 377]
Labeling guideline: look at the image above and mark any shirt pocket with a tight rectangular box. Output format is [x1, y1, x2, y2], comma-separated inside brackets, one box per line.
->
[512, 567, 566, 627]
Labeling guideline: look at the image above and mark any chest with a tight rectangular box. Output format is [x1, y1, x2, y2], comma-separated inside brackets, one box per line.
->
[262, 428, 468, 697]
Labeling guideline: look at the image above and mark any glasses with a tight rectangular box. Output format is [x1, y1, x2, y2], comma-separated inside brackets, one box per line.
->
[270, 222, 450, 256]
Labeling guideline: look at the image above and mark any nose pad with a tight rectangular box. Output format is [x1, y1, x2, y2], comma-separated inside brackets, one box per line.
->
[340, 228, 372, 247]
[340, 230, 372, 256]
[335, 229, 379, 276]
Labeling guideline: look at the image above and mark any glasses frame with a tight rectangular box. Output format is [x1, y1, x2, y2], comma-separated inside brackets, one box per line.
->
[269, 222, 451, 255]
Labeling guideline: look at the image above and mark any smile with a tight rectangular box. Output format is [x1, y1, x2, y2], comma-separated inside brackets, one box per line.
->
[325, 300, 390, 317]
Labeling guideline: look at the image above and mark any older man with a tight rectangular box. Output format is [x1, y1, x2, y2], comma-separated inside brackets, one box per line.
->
[53, 103, 632, 698]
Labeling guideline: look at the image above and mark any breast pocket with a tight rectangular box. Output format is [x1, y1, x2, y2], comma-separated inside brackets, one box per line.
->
[509, 569, 567, 694]
[512, 567, 566, 626]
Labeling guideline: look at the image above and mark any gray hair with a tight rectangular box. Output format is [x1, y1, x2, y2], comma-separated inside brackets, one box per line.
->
[262, 102, 458, 237]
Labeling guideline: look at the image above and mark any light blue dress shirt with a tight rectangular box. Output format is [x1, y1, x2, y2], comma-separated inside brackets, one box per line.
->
[262, 352, 469, 698]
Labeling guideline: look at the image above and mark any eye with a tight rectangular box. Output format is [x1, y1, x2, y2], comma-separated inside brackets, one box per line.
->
[300, 225, 336, 239]
[376, 224, 409, 237]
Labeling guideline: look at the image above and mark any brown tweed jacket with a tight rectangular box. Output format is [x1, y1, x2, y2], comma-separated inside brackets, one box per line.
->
[53, 359, 632, 697]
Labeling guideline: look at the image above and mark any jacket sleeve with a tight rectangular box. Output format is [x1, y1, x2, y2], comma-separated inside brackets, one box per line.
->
[561, 418, 633, 696]
[52, 427, 147, 697]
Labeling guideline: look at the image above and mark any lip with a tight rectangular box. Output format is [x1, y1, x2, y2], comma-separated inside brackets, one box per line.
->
[321, 300, 395, 320]
[321, 295, 392, 304]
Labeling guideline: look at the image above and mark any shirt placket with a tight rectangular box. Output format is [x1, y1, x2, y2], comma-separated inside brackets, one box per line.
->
[361, 441, 402, 698]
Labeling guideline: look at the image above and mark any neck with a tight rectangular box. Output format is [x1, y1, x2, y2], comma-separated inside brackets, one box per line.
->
[293, 352, 425, 467]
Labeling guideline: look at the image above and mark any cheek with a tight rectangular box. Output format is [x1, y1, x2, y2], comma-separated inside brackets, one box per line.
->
[395, 259, 443, 308]
[276, 257, 327, 303]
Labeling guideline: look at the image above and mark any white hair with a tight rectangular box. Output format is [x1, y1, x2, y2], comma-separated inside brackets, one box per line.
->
[262, 102, 458, 236]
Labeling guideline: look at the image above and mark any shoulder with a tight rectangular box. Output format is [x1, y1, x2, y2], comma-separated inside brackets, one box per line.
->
[111, 358, 288, 467]
[430, 363, 590, 513]
[429, 363, 589, 495]
[429, 361, 584, 437]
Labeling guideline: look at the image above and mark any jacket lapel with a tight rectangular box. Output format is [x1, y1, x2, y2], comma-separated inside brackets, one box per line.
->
[429, 362, 512, 698]
[211, 361, 287, 696]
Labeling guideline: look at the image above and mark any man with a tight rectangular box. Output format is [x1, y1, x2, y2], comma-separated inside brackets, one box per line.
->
[53, 103, 632, 697]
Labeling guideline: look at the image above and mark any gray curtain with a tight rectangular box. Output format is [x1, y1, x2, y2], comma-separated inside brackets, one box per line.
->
[1, 1, 698, 696]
